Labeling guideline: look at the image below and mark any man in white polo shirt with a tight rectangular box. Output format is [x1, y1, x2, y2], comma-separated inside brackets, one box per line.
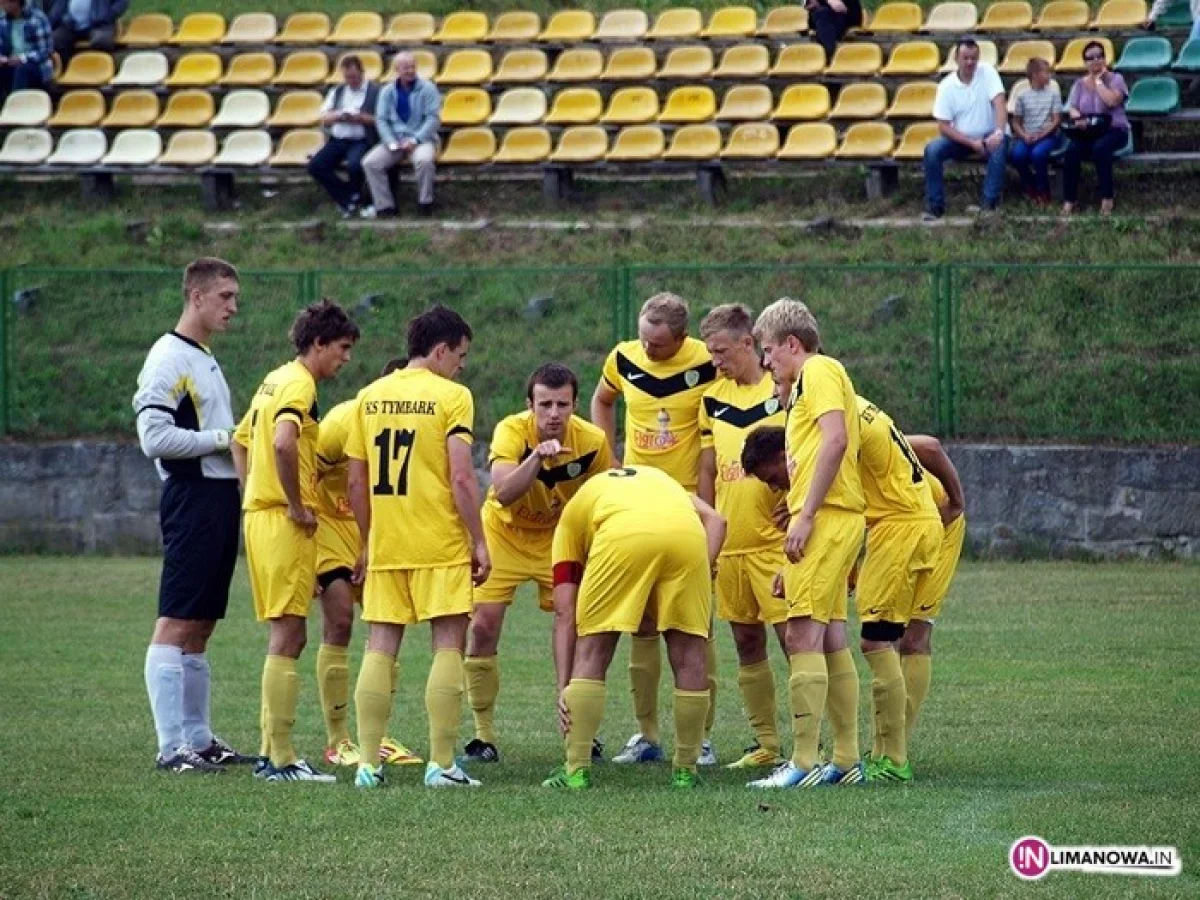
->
[923, 38, 1008, 221]
[307, 54, 380, 218]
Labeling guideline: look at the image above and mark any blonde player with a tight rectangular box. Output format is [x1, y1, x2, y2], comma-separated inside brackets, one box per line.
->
[696, 305, 790, 770]
[231, 300, 359, 784]
[542, 466, 726, 790]
[590, 292, 718, 765]
[463, 363, 611, 763]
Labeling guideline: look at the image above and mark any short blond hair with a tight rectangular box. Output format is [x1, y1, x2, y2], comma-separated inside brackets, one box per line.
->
[699, 303, 754, 340]
[639, 292, 689, 338]
[754, 298, 820, 352]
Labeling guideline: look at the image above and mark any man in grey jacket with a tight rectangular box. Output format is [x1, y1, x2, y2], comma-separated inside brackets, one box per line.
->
[46, 0, 125, 63]
[361, 52, 442, 219]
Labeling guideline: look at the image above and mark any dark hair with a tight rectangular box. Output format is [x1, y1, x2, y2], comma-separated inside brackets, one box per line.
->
[407, 305, 473, 359]
[526, 363, 579, 402]
[956, 37, 979, 53]
[290, 299, 360, 354]
[381, 357, 408, 376]
[1082, 40, 1106, 61]
[740, 426, 787, 476]
[340, 54, 363, 72]
[182, 257, 238, 301]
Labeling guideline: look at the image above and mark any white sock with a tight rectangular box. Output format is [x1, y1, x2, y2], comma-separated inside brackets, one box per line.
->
[182, 653, 213, 750]
[145, 644, 186, 758]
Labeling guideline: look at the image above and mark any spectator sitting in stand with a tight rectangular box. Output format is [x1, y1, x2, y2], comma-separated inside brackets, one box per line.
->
[0, 0, 53, 103]
[1007, 58, 1062, 206]
[307, 54, 380, 219]
[806, 0, 864, 63]
[1061, 41, 1130, 217]
[47, 0, 125, 64]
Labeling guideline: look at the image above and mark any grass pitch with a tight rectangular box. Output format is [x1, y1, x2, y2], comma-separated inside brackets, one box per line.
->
[0, 557, 1197, 899]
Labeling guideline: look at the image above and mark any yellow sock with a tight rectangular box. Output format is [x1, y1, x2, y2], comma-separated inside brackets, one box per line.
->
[825, 647, 861, 771]
[629, 635, 661, 745]
[865, 647, 907, 766]
[787, 652, 827, 771]
[704, 637, 718, 737]
[316, 644, 351, 746]
[263, 655, 299, 768]
[673, 689, 709, 771]
[354, 650, 394, 769]
[737, 660, 780, 755]
[426, 649, 464, 769]
[901, 653, 932, 744]
[258, 696, 269, 759]
[563, 678, 606, 775]
[464, 655, 499, 744]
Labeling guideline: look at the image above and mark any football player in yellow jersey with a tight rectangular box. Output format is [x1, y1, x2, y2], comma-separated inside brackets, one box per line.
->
[345, 305, 491, 790]
[590, 292, 719, 766]
[231, 300, 359, 784]
[541, 466, 726, 790]
[463, 363, 611, 764]
[696, 305, 790, 771]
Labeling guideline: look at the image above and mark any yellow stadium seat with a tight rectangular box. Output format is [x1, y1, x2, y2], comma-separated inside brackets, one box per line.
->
[550, 48, 604, 81]
[267, 91, 323, 127]
[433, 11, 489, 44]
[1091, 0, 1147, 27]
[494, 127, 552, 163]
[757, 5, 809, 36]
[441, 88, 492, 125]
[648, 8, 703, 40]
[489, 88, 548, 125]
[273, 51, 331, 86]
[222, 13, 277, 44]
[269, 129, 326, 166]
[165, 52, 222, 88]
[881, 41, 941, 75]
[413, 51, 438, 81]
[276, 13, 331, 45]
[539, 11, 596, 42]
[0, 128, 53, 164]
[439, 127, 497, 164]
[772, 83, 832, 120]
[221, 52, 276, 86]
[327, 51, 384, 84]
[487, 11, 541, 42]
[0, 90, 51, 127]
[975, 1, 1034, 31]
[716, 84, 773, 121]
[999, 40, 1057, 74]
[923, 2, 978, 31]
[595, 9, 650, 41]
[438, 49, 494, 85]
[702, 6, 758, 38]
[120, 14, 173, 47]
[941, 40, 998, 72]
[886, 81, 937, 117]
[550, 126, 608, 162]
[1059, 37, 1114, 72]
[157, 130, 217, 166]
[659, 86, 717, 123]
[606, 125, 665, 160]
[101, 129, 161, 166]
[830, 83, 888, 119]
[330, 12, 383, 45]
[170, 13, 226, 46]
[545, 88, 604, 124]
[110, 51, 166, 87]
[48, 90, 105, 127]
[100, 90, 159, 127]
[492, 49, 549, 84]
[770, 43, 826, 76]
[664, 124, 722, 160]
[211, 90, 271, 128]
[213, 130, 272, 167]
[601, 86, 661, 124]
[1034, 0, 1090, 30]
[384, 13, 435, 44]
[1008, 76, 1065, 113]
[835, 122, 894, 158]
[777, 122, 837, 158]
[826, 43, 882, 75]
[715, 44, 769, 78]
[602, 47, 657, 80]
[893, 121, 940, 159]
[659, 46, 715, 79]
[47, 129, 107, 166]
[155, 90, 215, 127]
[722, 122, 781, 158]
[869, 2, 923, 32]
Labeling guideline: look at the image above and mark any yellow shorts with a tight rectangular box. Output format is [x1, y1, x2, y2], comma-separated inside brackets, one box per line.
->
[783, 508, 865, 624]
[576, 528, 711, 638]
[363, 565, 473, 625]
[912, 514, 966, 621]
[715, 550, 789, 626]
[474, 518, 554, 611]
[244, 507, 316, 622]
[857, 518, 943, 625]
[316, 515, 358, 578]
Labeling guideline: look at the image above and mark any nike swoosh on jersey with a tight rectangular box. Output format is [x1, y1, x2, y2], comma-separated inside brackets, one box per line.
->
[615, 353, 716, 400]
[702, 396, 781, 429]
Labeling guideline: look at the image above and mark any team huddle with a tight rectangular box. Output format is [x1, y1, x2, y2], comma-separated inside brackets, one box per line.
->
[134, 257, 965, 790]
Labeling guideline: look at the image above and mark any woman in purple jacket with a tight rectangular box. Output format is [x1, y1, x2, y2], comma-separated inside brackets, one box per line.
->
[1061, 40, 1129, 217]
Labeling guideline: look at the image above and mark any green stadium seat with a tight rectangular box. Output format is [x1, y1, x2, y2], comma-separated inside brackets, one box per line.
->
[1125, 76, 1181, 114]
[1156, 0, 1195, 27]
[1116, 36, 1174, 72]
[1174, 40, 1200, 72]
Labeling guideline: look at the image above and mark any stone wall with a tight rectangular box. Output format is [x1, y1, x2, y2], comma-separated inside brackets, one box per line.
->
[0, 441, 1196, 559]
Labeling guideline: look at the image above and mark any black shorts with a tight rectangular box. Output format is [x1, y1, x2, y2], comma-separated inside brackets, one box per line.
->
[158, 477, 241, 620]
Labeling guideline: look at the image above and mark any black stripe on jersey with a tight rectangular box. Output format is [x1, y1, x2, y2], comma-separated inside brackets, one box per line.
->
[169, 331, 211, 356]
[316, 453, 336, 467]
[136, 403, 178, 418]
[702, 396, 781, 430]
[531, 449, 600, 489]
[275, 407, 304, 422]
[615, 353, 716, 399]
[449, 425, 473, 438]
[310, 401, 320, 422]
[162, 392, 203, 480]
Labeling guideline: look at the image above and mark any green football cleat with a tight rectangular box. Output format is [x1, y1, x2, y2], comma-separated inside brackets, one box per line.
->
[866, 755, 913, 784]
[671, 767, 701, 789]
[354, 764, 385, 789]
[541, 765, 591, 789]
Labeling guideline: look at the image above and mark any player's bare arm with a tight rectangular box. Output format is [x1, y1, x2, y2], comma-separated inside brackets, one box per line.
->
[590, 380, 621, 468]
[697, 447, 717, 507]
[787, 410, 848, 561]
[491, 439, 572, 507]
[230, 439, 249, 489]
[347, 457, 371, 584]
[689, 494, 727, 569]
[909, 435, 965, 525]
[274, 420, 317, 536]
[448, 435, 492, 585]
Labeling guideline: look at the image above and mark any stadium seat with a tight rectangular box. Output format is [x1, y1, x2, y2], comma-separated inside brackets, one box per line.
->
[715, 44, 770, 78]
[1116, 36, 1173, 72]
[702, 6, 758, 38]
[1156, 0, 1195, 27]
[602, 87, 661, 124]
[493, 127, 552, 163]
[439, 127, 497, 164]
[941, 40, 998, 72]
[1126, 75, 1181, 114]
[659, 86, 717, 123]
[1006, 76, 1063, 113]
[170, 13, 225, 45]
[48, 90, 105, 127]
[648, 8, 703, 40]
[550, 126, 608, 163]
[210, 90, 270, 128]
[539, 11, 596, 42]
[0, 90, 51, 127]
[329, 12, 383, 45]
[549, 48, 604, 82]
[1059, 37, 1115, 72]
[975, 1, 1034, 30]
[869, 2, 923, 32]
[492, 49, 549, 84]
[605, 124, 665, 160]
[893, 121, 940, 158]
[0, 127, 52, 164]
[594, 10, 650, 41]
[269, 129, 325, 166]
[221, 53, 276, 86]
[769, 44, 826, 76]
[722, 122, 780, 158]
[834, 122, 895, 158]
[277, 13, 331, 44]
[923, 2, 978, 31]
[757, 6, 809, 37]
[830, 83, 888, 119]
[156, 129, 217, 166]
[384, 13, 435, 44]
[212, 130, 272, 166]
[410, 51, 438, 81]
[826, 43, 883, 76]
[273, 51, 330, 87]
[999, 41, 1057, 74]
[441, 88, 492, 125]
[1173, 40, 1200, 72]
[602, 47, 658, 80]
[120, 14, 173, 47]
[101, 90, 159, 127]
[266, 91, 323, 127]
[327, 51, 384, 84]
[1034, 0, 1090, 30]
[222, 13, 277, 44]
[881, 41, 940, 75]
[438, 50, 494, 85]
[777, 122, 837, 158]
[716, 85, 773, 121]
[156, 90, 215, 127]
[545, 88, 604, 124]
[433, 12, 489, 44]
[487, 11, 541, 42]
[772, 83, 832, 120]
[659, 46, 715, 79]
[886, 81, 937, 117]
[109, 51, 166, 87]
[663, 124, 722, 160]
[100, 129, 161, 166]
[164, 52, 222, 88]
[489, 88, 548, 125]
[1091, 0, 1148, 27]
[47, 129, 106, 165]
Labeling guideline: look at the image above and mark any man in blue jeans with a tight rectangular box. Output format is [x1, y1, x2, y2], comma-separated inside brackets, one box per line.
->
[0, 0, 54, 104]
[307, 55, 380, 218]
[923, 39, 1008, 222]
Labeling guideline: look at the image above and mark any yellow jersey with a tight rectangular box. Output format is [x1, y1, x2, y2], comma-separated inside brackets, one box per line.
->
[315, 399, 355, 522]
[698, 372, 787, 555]
[345, 367, 474, 570]
[484, 411, 611, 530]
[601, 337, 716, 491]
[856, 396, 939, 526]
[785, 354, 865, 516]
[234, 359, 319, 513]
